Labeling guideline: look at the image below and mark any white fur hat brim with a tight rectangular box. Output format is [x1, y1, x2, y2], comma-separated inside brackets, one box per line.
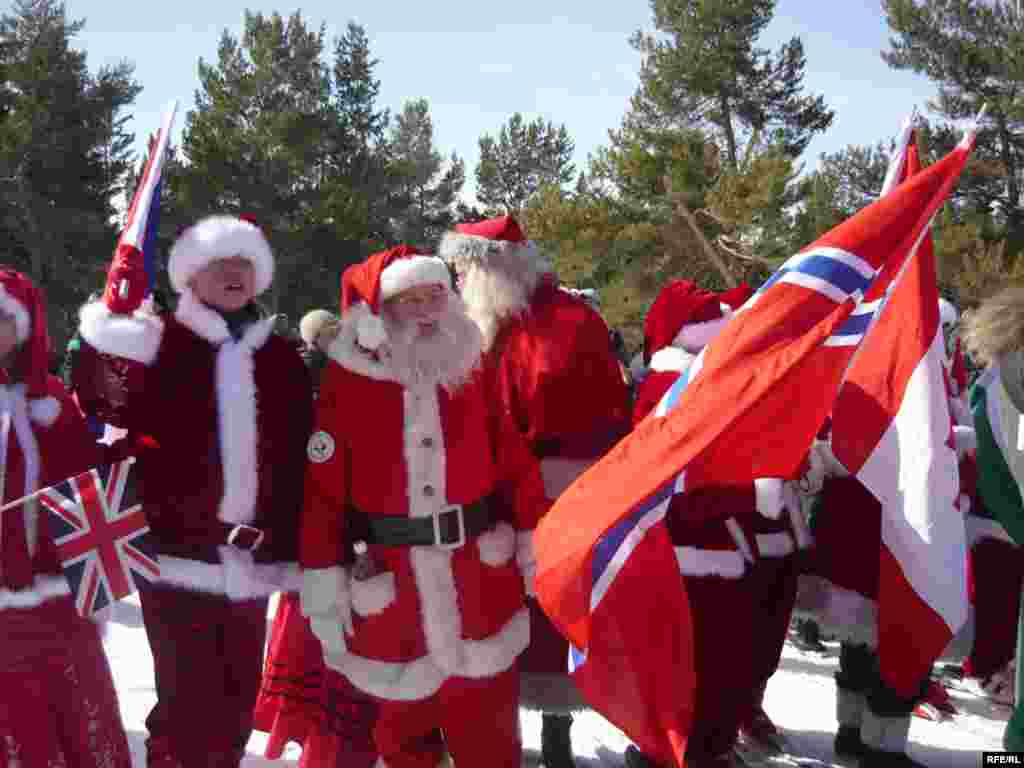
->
[437, 231, 539, 272]
[379, 256, 451, 301]
[168, 215, 274, 295]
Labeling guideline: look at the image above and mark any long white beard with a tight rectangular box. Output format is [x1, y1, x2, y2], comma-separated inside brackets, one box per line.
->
[458, 263, 541, 351]
[383, 295, 484, 392]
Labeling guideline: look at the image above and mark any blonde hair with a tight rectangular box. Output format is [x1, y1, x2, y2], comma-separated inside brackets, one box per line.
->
[962, 282, 1024, 366]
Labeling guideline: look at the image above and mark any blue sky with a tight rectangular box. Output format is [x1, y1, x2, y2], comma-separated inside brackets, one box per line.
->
[67, 0, 937, 203]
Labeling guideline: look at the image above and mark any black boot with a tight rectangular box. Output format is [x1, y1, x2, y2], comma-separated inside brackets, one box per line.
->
[541, 713, 575, 768]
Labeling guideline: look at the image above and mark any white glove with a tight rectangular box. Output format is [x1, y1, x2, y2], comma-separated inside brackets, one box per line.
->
[754, 478, 785, 519]
[301, 566, 353, 642]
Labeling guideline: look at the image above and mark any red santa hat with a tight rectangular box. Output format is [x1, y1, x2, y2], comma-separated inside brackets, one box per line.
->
[437, 214, 539, 272]
[168, 213, 274, 296]
[340, 244, 452, 350]
[0, 269, 60, 425]
[643, 280, 753, 364]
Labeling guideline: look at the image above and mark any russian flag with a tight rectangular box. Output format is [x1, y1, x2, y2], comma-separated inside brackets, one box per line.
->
[830, 121, 971, 698]
[534, 129, 976, 766]
[112, 101, 177, 302]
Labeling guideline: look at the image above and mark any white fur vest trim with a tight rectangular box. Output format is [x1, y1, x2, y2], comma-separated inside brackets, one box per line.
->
[648, 346, 697, 374]
[351, 571, 397, 617]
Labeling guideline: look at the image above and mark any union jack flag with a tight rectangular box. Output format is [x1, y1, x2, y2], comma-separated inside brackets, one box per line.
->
[40, 458, 160, 617]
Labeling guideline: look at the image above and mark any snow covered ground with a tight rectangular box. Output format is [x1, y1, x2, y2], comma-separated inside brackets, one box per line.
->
[101, 593, 1004, 767]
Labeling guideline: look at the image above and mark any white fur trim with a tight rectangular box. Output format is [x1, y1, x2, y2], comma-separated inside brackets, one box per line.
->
[673, 315, 728, 352]
[328, 304, 397, 382]
[966, 516, 1017, 548]
[351, 571, 397, 617]
[155, 555, 295, 600]
[675, 546, 746, 578]
[756, 531, 795, 558]
[168, 215, 274, 295]
[836, 688, 866, 728]
[861, 710, 911, 753]
[28, 396, 59, 427]
[0, 574, 70, 610]
[300, 309, 336, 345]
[477, 522, 516, 567]
[438, 231, 540, 272]
[356, 308, 387, 350]
[539, 456, 595, 500]
[301, 566, 350, 617]
[325, 607, 529, 701]
[939, 297, 958, 327]
[1, 384, 41, 556]
[0, 284, 30, 343]
[648, 346, 697, 374]
[78, 301, 164, 365]
[754, 478, 785, 519]
[379, 256, 451, 301]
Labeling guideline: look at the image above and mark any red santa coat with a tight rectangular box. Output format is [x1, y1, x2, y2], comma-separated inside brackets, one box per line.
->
[489, 278, 630, 499]
[75, 291, 312, 599]
[300, 322, 548, 702]
[1, 376, 133, 768]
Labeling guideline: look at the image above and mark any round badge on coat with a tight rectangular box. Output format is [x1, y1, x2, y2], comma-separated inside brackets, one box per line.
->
[307, 430, 335, 463]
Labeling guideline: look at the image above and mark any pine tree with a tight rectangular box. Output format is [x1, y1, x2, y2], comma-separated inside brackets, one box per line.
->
[475, 113, 575, 213]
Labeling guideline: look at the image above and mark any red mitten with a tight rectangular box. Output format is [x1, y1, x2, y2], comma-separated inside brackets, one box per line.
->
[102, 242, 148, 314]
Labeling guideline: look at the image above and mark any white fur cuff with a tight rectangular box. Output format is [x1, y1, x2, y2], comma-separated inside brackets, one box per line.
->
[301, 566, 349, 618]
[351, 571, 397, 617]
[78, 301, 164, 365]
[477, 522, 517, 567]
[754, 478, 785, 519]
[28, 396, 60, 427]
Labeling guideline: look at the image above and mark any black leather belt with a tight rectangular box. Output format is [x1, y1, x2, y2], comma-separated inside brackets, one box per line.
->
[354, 496, 496, 549]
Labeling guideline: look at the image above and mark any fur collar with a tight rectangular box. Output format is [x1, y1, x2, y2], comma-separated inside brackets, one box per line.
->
[175, 288, 275, 350]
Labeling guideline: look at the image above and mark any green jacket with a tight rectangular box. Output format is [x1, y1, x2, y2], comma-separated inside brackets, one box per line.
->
[971, 365, 1024, 545]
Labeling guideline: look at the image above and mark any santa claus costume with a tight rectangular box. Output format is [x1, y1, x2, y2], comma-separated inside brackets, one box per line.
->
[299, 245, 548, 768]
[627, 279, 810, 768]
[438, 215, 631, 768]
[0, 269, 132, 767]
[74, 215, 313, 767]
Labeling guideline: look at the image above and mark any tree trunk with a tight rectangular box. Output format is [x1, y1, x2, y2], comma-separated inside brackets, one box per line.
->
[664, 175, 738, 288]
[718, 91, 739, 171]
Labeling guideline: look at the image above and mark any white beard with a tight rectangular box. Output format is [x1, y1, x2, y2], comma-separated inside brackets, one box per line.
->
[383, 294, 484, 392]
[458, 262, 542, 351]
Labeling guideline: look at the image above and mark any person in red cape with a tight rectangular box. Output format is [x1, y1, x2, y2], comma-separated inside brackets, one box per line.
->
[73, 214, 313, 767]
[0, 268, 132, 767]
[627, 278, 810, 768]
[299, 245, 549, 768]
[438, 215, 631, 768]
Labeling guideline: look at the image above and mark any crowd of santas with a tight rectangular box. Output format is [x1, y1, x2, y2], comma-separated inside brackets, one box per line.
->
[0, 208, 1008, 768]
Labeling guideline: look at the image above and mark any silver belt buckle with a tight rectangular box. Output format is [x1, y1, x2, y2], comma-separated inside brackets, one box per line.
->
[227, 524, 265, 552]
[433, 505, 465, 550]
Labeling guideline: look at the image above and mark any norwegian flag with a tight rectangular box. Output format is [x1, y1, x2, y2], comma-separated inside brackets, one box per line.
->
[40, 458, 159, 617]
[830, 117, 971, 698]
[534, 128, 976, 765]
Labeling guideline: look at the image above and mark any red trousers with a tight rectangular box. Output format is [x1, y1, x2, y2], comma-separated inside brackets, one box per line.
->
[747, 555, 800, 700]
[373, 663, 521, 768]
[0, 596, 131, 768]
[138, 582, 268, 767]
[965, 537, 1023, 679]
[684, 575, 755, 759]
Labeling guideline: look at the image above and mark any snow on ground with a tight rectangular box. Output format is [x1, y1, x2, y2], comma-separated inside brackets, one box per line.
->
[101, 594, 1004, 767]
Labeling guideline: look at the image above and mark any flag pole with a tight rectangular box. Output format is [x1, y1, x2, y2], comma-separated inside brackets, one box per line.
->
[0, 457, 136, 515]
